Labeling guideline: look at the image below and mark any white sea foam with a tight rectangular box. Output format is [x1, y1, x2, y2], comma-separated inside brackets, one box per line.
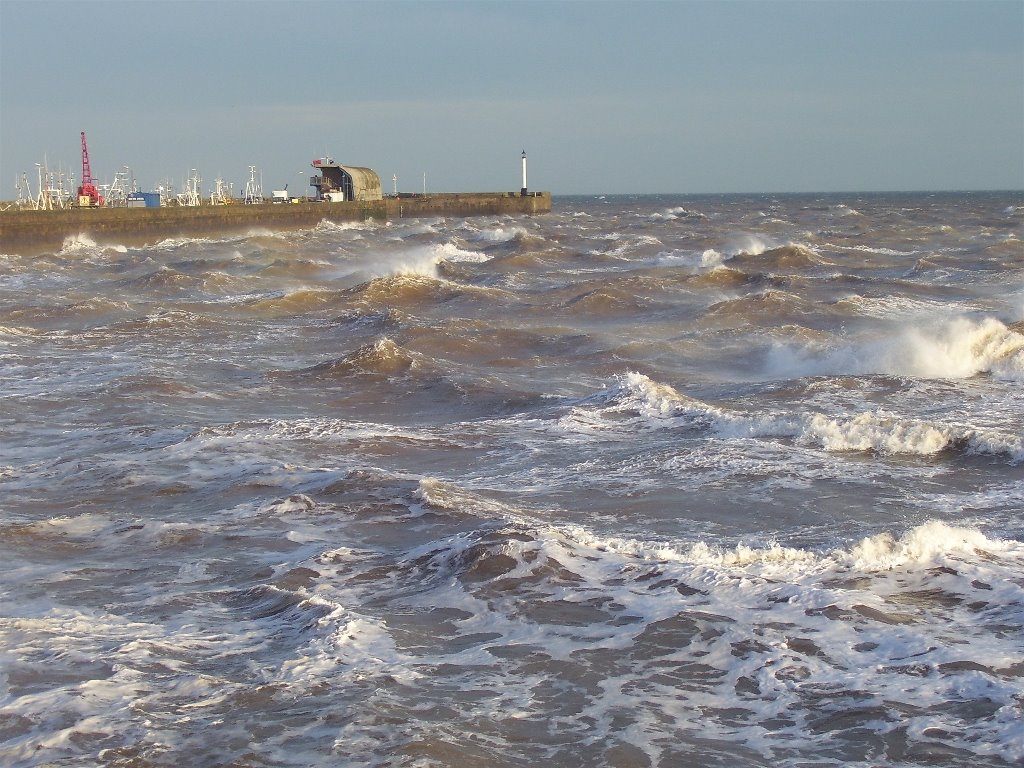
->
[768, 315, 1024, 381]
[354, 246, 445, 279]
[153, 235, 211, 249]
[648, 206, 705, 221]
[58, 233, 127, 255]
[726, 233, 772, 256]
[570, 517, 1021, 572]
[470, 225, 529, 243]
[331, 240, 490, 282]
[653, 248, 727, 270]
[831, 203, 862, 217]
[829, 242, 921, 257]
[802, 411, 951, 454]
[571, 372, 1024, 462]
[589, 233, 663, 258]
[293, 514, 1024, 763]
[315, 219, 376, 233]
[396, 222, 439, 236]
[836, 294, 979, 318]
[6, 447, 1022, 766]
[33, 512, 113, 537]
[6, 191, 1022, 767]
[0, 324, 40, 338]
[431, 240, 490, 263]
[843, 520, 1005, 568]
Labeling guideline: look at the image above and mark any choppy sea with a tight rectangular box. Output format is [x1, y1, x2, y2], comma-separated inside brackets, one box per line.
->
[2, 192, 1023, 767]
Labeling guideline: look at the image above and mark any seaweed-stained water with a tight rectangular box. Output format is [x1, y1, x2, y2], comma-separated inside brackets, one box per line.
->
[2, 192, 1023, 767]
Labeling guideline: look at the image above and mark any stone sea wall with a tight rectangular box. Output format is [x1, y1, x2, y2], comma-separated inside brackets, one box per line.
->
[0, 192, 551, 255]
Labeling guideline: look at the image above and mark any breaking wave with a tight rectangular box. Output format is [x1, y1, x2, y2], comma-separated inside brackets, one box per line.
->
[6, 191, 1022, 768]
[59, 233, 128, 255]
[768, 316, 1024, 381]
[568, 372, 1024, 462]
[654, 248, 728, 271]
[293, 502, 1024, 764]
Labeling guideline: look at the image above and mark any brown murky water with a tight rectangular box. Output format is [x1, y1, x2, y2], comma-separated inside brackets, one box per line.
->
[2, 193, 1023, 766]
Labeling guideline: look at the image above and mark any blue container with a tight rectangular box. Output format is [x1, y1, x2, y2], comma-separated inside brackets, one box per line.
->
[128, 192, 161, 208]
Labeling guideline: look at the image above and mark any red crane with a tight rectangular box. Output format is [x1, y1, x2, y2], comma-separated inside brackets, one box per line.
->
[77, 131, 104, 207]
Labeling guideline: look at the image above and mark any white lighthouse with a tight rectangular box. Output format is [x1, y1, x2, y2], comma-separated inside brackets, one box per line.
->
[521, 150, 528, 197]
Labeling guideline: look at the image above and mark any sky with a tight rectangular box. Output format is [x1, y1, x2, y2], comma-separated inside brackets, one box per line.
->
[1, 0, 1022, 196]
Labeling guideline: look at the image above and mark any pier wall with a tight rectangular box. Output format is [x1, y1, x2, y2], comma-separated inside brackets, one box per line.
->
[0, 192, 551, 255]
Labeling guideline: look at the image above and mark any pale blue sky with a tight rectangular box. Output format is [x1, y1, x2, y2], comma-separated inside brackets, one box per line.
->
[2, 0, 1021, 195]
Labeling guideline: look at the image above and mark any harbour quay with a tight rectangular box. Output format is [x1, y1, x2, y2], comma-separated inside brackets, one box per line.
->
[0, 192, 551, 255]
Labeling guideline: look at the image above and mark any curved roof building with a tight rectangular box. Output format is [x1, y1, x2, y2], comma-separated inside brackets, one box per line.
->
[310, 159, 382, 202]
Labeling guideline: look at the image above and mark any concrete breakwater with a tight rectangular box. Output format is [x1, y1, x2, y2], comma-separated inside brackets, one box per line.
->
[0, 192, 551, 255]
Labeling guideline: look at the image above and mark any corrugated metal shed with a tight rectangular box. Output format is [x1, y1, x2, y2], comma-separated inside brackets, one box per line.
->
[310, 160, 383, 202]
[339, 166, 382, 201]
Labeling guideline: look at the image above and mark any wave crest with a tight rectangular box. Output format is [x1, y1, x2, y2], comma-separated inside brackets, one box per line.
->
[302, 338, 420, 378]
[846, 521, 1005, 568]
[769, 316, 1024, 381]
[571, 373, 1023, 462]
[729, 243, 826, 270]
[570, 518, 1021, 575]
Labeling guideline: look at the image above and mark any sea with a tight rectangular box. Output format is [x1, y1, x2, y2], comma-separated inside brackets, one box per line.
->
[1, 192, 1023, 767]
